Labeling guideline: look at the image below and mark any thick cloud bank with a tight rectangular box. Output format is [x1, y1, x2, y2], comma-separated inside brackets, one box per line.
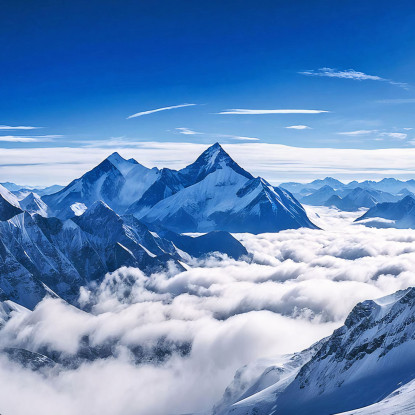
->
[0, 206, 415, 414]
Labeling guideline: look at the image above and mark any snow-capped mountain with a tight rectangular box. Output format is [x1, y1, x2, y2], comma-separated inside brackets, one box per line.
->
[299, 185, 340, 206]
[19, 192, 49, 216]
[42, 143, 316, 233]
[324, 187, 398, 211]
[292, 182, 402, 211]
[43, 152, 159, 218]
[1, 182, 64, 195]
[280, 177, 346, 194]
[140, 144, 316, 233]
[355, 195, 415, 228]
[0, 202, 248, 309]
[217, 287, 415, 415]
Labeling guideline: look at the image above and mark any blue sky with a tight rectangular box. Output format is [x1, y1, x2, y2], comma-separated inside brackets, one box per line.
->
[2, 0, 415, 184]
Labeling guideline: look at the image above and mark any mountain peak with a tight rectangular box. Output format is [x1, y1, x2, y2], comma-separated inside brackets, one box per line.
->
[21, 192, 39, 203]
[179, 142, 253, 184]
[0, 194, 23, 221]
[84, 200, 117, 216]
[106, 152, 139, 176]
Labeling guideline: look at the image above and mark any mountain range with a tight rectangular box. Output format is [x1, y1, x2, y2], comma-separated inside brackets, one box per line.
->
[355, 195, 415, 228]
[41, 143, 316, 233]
[0, 143, 316, 309]
[280, 177, 413, 211]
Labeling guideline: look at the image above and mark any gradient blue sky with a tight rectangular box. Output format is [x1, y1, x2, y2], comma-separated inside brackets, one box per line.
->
[2, 0, 415, 184]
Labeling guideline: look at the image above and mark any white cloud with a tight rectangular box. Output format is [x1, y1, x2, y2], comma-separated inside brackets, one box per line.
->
[300, 68, 384, 81]
[175, 128, 259, 141]
[376, 99, 415, 104]
[217, 109, 329, 115]
[217, 134, 260, 141]
[0, 125, 41, 130]
[0, 135, 61, 142]
[337, 130, 407, 140]
[337, 130, 378, 136]
[1, 207, 415, 414]
[381, 132, 407, 140]
[175, 127, 201, 135]
[127, 103, 196, 119]
[285, 125, 312, 130]
[300, 68, 408, 88]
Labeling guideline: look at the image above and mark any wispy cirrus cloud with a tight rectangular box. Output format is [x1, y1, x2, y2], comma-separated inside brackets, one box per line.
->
[300, 68, 409, 89]
[175, 127, 260, 141]
[285, 125, 312, 130]
[375, 98, 415, 104]
[381, 132, 407, 139]
[337, 130, 378, 136]
[0, 135, 62, 142]
[0, 125, 42, 130]
[337, 130, 407, 140]
[127, 103, 196, 119]
[217, 109, 329, 115]
[218, 134, 259, 141]
[175, 127, 201, 135]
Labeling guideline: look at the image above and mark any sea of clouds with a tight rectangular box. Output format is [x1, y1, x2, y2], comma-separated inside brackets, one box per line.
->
[1, 206, 415, 415]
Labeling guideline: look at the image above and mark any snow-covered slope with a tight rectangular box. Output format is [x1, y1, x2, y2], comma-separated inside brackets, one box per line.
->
[274, 287, 415, 414]
[337, 378, 415, 415]
[215, 287, 415, 415]
[0, 184, 20, 208]
[213, 340, 325, 415]
[19, 192, 49, 216]
[355, 195, 415, 228]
